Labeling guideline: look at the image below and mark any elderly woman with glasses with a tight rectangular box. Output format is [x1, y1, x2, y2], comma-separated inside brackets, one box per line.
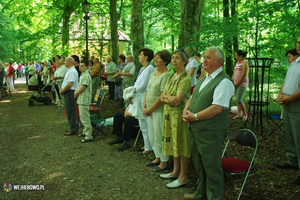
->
[159, 49, 192, 189]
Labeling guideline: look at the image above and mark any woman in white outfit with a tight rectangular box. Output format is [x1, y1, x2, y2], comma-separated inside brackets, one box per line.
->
[130, 48, 155, 153]
[143, 50, 171, 171]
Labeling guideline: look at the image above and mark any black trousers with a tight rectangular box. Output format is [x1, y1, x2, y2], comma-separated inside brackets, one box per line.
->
[112, 112, 139, 142]
[64, 90, 77, 133]
[107, 81, 115, 100]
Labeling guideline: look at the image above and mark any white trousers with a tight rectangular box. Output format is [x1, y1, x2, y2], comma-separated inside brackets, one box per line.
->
[9, 77, 14, 91]
[138, 116, 152, 151]
[148, 111, 169, 162]
[78, 105, 93, 140]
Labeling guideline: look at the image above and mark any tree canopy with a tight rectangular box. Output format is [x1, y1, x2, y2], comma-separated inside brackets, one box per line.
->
[0, 0, 299, 71]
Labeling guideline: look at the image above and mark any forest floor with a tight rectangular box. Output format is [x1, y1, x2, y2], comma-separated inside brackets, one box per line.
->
[1, 79, 300, 200]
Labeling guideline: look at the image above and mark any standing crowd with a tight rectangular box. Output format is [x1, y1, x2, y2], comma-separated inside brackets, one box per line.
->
[0, 47, 241, 199]
[108, 46, 235, 200]
[3, 39, 300, 199]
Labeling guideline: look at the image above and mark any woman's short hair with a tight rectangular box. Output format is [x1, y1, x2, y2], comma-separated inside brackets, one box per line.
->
[139, 48, 154, 62]
[155, 50, 172, 66]
[119, 54, 126, 62]
[89, 60, 94, 65]
[173, 49, 189, 67]
[286, 48, 299, 56]
[235, 50, 248, 58]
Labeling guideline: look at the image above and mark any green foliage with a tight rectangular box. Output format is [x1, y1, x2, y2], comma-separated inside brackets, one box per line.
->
[0, 0, 299, 66]
[0, 8, 15, 60]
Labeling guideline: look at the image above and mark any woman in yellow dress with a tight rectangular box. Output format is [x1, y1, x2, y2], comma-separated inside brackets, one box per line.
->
[160, 49, 192, 189]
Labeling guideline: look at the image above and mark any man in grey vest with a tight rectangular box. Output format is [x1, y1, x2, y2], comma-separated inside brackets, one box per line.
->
[182, 47, 234, 200]
[277, 37, 300, 185]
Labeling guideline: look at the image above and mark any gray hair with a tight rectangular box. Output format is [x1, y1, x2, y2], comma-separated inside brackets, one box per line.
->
[65, 57, 75, 64]
[127, 54, 134, 60]
[173, 49, 189, 66]
[206, 46, 224, 65]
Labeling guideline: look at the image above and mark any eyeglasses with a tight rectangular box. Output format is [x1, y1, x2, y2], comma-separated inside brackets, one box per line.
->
[176, 48, 188, 58]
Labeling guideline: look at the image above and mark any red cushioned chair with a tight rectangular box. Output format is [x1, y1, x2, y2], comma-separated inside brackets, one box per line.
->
[221, 129, 263, 200]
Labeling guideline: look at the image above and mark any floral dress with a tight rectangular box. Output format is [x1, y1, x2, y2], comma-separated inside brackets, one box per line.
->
[162, 70, 192, 158]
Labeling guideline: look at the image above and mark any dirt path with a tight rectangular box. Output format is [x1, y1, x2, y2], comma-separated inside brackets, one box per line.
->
[1, 81, 300, 199]
[0, 82, 186, 199]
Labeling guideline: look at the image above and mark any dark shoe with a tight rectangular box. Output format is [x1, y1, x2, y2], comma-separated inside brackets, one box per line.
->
[64, 132, 76, 136]
[81, 138, 93, 143]
[117, 143, 130, 151]
[153, 165, 168, 172]
[184, 194, 197, 200]
[294, 176, 300, 185]
[108, 139, 123, 145]
[275, 162, 298, 169]
[146, 161, 160, 167]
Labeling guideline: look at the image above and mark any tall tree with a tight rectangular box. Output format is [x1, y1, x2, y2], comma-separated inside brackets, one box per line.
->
[61, 7, 73, 57]
[131, 0, 144, 70]
[110, 0, 119, 63]
[178, 0, 205, 47]
[231, 0, 238, 51]
[223, 0, 233, 77]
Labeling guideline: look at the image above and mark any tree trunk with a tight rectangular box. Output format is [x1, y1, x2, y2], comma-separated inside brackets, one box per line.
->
[231, 0, 238, 51]
[62, 9, 72, 58]
[178, 0, 205, 48]
[110, 0, 119, 63]
[223, 0, 233, 77]
[131, 0, 144, 72]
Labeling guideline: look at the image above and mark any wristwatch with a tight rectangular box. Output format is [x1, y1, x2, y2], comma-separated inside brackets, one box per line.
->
[194, 113, 199, 121]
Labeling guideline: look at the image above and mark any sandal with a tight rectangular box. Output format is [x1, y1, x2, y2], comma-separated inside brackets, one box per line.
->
[146, 161, 160, 167]
[152, 165, 168, 172]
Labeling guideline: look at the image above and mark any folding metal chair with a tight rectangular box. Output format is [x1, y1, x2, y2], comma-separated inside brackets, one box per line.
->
[133, 125, 141, 149]
[90, 88, 108, 138]
[267, 113, 283, 135]
[221, 129, 263, 200]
